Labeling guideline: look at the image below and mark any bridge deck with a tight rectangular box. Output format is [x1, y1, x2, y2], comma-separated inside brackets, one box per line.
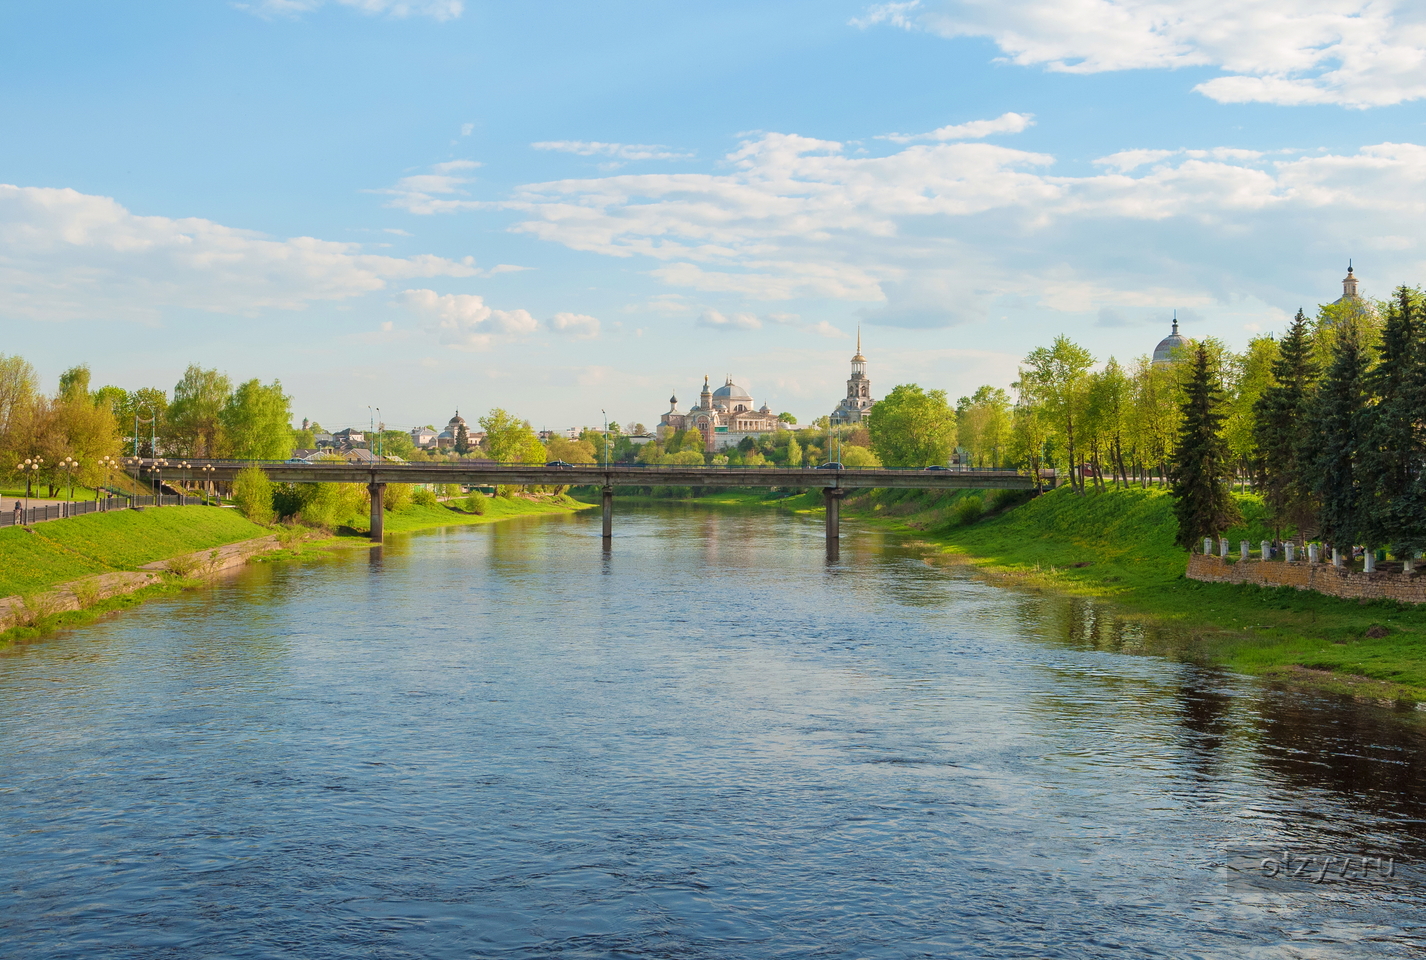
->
[134, 460, 1035, 490]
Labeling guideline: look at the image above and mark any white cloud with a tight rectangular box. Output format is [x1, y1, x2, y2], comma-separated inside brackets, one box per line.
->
[0, 184, 480, 322]
[460, 123, 474, 136]
[382, 128, 1426, 331]
[697, 309, 762, 330]
[850, 1, 923, 30]
[242, 0, 463, 21]
[550, 312, 601, 339]
[432, 159, 480, 173]
[532, 141, 695, 162]
[855, 0, 1426, 107]
[399, 288, 539, 350]
[880, 112, 1035, 143]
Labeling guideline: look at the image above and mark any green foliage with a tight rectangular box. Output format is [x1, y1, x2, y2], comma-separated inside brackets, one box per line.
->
[953, 495, 985, 525]
[785, 433, 802, 467]
[1309, 326, 1371, 551]
[378, 429, 415, 459]
[480, 408, 542, 463]
[957, 385, 1012, 468]
[839, 444, 881, 467]
[866, 383, 956, 467]
[412, 487, 439, 508]
[1020, 335, 1094, 491]
[778, 412, 797, 424]
[1170, 345, 1240, 548]
[1253, 309, 1318, 534]
[382, 483, 413, 512]
[454, 421, 470, 455]
[232, 464, 275, 525]
[661, 450, 707, 465]
[463, 491, 488, 514]
[1362, 287, 1426, 555]
[167, 364, 232, 458]
[221, 379, 293, 460]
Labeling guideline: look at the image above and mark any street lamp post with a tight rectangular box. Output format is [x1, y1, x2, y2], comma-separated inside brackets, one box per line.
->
[59, 456, 78, 501]
[201, 463, 215, 504]
[152, 458, 168, 505]
[97, 455, 118, 502]
[177, 461, 191, 504]
[602, 409, 608, 468]
[19, 458, 42, 518]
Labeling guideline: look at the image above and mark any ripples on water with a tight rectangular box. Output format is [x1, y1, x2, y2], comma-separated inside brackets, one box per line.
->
[2, 503, 1425, 958]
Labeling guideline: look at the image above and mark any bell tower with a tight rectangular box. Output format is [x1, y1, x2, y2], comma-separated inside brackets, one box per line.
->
[847, 328, 869, 400]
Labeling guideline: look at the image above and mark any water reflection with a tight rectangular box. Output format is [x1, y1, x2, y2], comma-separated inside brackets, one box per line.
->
[1, 501, 1424, 958]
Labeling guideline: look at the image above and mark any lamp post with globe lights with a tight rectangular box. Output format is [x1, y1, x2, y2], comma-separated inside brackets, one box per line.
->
[201, 463, 216, 504]
[19, 458, 42, 515]
[97, 456, 118, 503]
[59, 456, 78, 501]
[152, 459, 168, 504]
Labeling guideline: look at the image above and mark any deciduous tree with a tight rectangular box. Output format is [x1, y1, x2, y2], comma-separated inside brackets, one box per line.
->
[865, 384, 956, 467]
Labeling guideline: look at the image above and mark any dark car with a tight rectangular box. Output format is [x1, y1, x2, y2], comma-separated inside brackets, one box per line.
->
[545, 460, 576, 468]
[924, 464, 949, 471]
[817, 462, 843, 470]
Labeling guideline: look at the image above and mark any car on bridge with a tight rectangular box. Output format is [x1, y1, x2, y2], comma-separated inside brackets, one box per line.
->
[817, 462, 843, 470]
[924, 465, 949, 471]
[545, 460, 577, 468]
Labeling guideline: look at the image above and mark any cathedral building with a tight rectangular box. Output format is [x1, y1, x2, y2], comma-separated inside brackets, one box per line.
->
[829, 331, 875, 425]
[659, 376, 784, 451]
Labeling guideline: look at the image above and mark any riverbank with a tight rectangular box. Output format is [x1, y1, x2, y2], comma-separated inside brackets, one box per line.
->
[0, 493, 590, 648]
[673, 485, 1426, 703]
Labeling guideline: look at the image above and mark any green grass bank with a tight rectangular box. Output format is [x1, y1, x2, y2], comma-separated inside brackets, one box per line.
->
[678, 484, 1426, 702]
[0, 506, 270, 598]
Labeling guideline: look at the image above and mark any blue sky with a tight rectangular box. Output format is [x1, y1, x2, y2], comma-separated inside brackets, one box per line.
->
[3, 0, 1425, 433]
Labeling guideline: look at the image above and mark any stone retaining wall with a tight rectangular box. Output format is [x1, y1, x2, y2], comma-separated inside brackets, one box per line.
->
[1186, 553, 1426, 604]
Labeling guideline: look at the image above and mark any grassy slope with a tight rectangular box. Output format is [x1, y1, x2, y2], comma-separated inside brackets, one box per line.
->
[377, 494, 589, 535]
[683, 485, 1426, 698]
[0, 507, 269, 596]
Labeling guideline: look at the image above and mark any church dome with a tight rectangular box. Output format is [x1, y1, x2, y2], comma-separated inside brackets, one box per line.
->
[1152, 320, 1187, 365]
[712, 378, 752, 402]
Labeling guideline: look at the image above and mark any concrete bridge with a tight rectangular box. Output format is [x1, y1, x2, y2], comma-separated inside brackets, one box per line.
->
[134, 459, 1035, 557]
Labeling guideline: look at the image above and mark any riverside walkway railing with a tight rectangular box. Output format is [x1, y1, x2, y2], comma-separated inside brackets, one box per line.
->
[0, 495, 206, 529]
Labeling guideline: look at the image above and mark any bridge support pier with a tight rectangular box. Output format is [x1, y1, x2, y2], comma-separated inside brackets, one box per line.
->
[824, 488, 842, 560]
[368, 482, 385, 542]
[602, 485, 613, 544]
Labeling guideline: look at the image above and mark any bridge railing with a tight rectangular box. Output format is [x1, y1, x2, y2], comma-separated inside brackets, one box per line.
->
[131, 457, 1032, 475]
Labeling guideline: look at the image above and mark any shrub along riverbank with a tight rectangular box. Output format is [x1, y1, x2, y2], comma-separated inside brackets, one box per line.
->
[679, 484, 1426, 702]
[0, 493, 590, 648]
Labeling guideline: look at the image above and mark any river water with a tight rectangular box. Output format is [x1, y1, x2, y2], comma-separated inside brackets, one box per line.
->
[3, 503, 1426, 958]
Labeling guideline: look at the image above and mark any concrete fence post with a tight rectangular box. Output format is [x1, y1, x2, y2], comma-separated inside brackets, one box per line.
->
[1203, 537, 1213, 555]
[1332, 547, 1342, 567]
[1308, 543, 1319, 563]
[1240, 540, 1250, 561]
[1364, 551, 1376, 573]
[1285, 542, 1296, 563]
[1406, 557, 1416, 574]
[1261, 540, 1273, 561]
[1219, 537, 1230, 558]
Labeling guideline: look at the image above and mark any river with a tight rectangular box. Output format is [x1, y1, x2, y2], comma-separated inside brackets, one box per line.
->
[2, 502, 1425, 958]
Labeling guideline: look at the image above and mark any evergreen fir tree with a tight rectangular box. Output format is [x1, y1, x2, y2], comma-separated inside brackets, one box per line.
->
[1170, 344, 1241, 549]
[1361, 287, 1424, 555]
[1308, 326, 1372, 554]
[1252, 308, 1318, 538]
[454, 422, 470, 455]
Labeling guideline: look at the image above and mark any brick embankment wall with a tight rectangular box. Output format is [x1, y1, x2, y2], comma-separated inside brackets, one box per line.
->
[1186, 554, 1426, 604]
